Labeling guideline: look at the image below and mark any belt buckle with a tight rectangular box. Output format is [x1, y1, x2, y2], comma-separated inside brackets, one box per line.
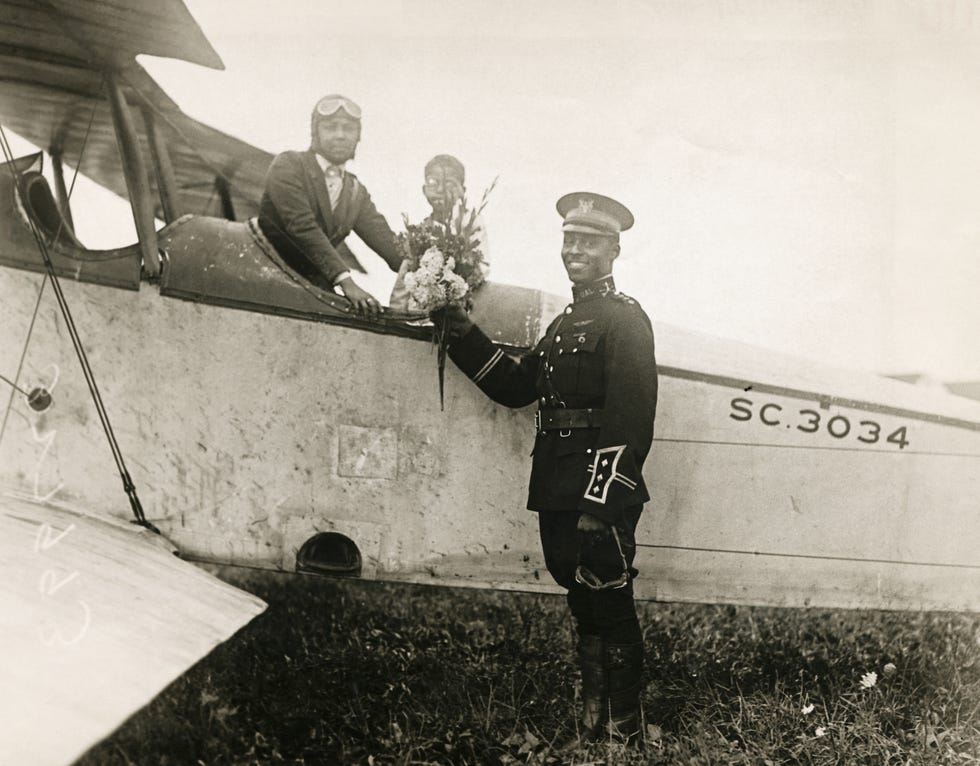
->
[557, 400, 571, 437]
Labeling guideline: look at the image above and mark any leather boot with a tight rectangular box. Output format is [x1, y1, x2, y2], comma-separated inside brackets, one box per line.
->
[557, 635, 607, 752]
[605, 642, 644, 747]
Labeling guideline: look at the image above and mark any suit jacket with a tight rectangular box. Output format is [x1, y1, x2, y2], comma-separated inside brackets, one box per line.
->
[257, 149, 403, 287]
[447, 275, 658, 524]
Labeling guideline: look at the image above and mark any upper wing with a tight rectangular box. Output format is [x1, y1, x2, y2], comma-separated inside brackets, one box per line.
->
[0, 0, 272, 220]
[3, 0, 224, 71]
[0, 494, 266, 766]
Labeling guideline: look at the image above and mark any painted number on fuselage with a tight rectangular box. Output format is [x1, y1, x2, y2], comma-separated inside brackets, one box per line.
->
[729, 397, 910, 449]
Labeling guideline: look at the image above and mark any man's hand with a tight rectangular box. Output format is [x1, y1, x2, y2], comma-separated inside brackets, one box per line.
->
[430, 304, 473, 338]
[337, 277, 382, 318]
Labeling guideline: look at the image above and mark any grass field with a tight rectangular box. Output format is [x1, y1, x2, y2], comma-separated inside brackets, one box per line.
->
[77, 572, 980, 765]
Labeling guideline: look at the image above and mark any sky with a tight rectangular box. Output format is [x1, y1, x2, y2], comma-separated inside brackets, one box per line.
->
[8, 0, 980, 381]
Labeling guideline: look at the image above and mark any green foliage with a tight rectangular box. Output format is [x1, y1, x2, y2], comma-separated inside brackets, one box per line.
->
[77, 575, 980, 765]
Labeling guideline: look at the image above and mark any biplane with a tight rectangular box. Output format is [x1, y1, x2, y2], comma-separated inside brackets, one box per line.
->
[1, 2, 979, 765]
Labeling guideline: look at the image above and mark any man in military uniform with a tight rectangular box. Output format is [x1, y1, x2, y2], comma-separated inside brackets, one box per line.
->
[438, 192, 657, 748]
[258, 94, 404, 317]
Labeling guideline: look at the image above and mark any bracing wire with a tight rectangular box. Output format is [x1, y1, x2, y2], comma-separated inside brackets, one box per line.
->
[0, 72, 105, 444]
[0, 87, 157, 533]
[0, 275, 46, 446]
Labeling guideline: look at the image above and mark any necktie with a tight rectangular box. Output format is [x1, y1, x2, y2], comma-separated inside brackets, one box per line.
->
[324, 165, 343, 208]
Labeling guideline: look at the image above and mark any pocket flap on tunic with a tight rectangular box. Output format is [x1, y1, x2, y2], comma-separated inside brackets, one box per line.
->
[572, 332, 601, 353]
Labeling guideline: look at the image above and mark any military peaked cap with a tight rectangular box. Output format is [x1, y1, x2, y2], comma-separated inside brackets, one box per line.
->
[557, 192, 634, 236]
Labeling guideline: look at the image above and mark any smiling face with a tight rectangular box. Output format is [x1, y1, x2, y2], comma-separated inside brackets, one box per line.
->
[315, 113, 361, 164]
[423, 163, 465, 218]
[561, 231, 620, 284]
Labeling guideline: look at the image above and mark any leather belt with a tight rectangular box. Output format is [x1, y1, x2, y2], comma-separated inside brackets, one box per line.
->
[535, 408, 604, 432]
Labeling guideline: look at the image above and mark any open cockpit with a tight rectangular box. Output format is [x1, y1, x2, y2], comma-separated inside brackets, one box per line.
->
[0, 151, 558, 348]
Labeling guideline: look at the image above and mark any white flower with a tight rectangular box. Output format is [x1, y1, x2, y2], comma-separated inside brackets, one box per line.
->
[882, 662, 897, 677]
[860, 671, 878, 689]
[815, 726, 826, 737]
[801, 703, 815, 715]
[443, 272, 469, 303]
[419, 248, 444, 274]
[402, 242, 473, 312]
[406, 275, 446, 312]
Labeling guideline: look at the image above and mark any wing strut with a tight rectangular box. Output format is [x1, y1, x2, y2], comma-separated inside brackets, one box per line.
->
[141, 106, 182, 224]
[49, 152, 76, 234]
[106, 72, 161, 277]
[215, 173, 237, 221]
[0, 124, 158, 534]
[119, 70, 264, 221]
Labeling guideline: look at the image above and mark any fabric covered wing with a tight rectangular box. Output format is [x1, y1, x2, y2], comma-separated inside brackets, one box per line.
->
[0, 0, 222, 71]
[0, 495, 266, 766]
[0, 1, 271, 220]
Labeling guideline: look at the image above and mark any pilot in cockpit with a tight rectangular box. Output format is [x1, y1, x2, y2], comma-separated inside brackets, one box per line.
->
[257, 94, 404, 318]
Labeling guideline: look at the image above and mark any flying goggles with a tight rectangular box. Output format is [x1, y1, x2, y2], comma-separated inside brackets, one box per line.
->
[314, 95, 362, 120]
[574, 526, 631, 591]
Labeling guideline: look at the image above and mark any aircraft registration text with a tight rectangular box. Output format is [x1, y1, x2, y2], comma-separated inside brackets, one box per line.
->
[729, 397, 910, 449]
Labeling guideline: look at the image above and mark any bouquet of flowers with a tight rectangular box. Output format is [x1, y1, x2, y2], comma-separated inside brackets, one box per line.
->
[397, 179, 496, 409]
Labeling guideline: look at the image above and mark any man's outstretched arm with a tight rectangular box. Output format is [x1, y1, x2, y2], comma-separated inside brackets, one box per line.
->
[437, 306, 540, 409]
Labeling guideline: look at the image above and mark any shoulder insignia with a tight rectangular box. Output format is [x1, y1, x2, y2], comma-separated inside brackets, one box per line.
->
[613, 291, 638, 306]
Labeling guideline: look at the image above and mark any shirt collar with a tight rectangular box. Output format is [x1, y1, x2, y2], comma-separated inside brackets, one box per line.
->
[572, 274, 616, 303]
[314, 153, 345, 177]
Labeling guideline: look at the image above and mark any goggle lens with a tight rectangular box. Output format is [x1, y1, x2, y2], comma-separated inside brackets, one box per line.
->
[315, 96, 362, 120]
[573, 525, 632, 591]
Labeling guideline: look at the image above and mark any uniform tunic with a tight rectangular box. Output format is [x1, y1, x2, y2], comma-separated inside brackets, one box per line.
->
[448, 275, 658, 525]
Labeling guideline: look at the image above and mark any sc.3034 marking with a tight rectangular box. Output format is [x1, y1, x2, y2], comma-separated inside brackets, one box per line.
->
[729, 397, 910, 449]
